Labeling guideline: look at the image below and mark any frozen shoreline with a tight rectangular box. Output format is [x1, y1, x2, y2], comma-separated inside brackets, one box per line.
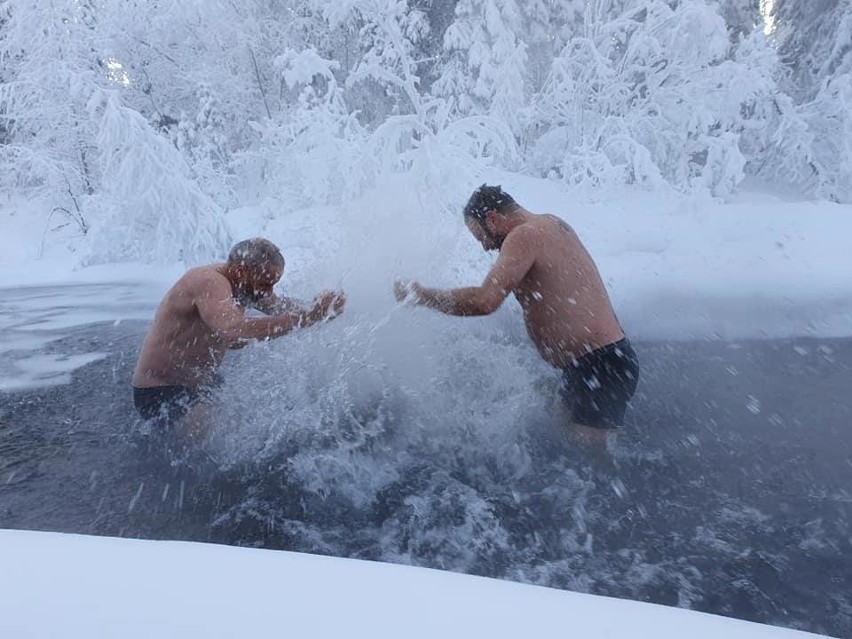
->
[0, 530, 830, 639]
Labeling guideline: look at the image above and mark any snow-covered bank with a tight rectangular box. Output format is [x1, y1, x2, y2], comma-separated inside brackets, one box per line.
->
[0, 530, 830, 639]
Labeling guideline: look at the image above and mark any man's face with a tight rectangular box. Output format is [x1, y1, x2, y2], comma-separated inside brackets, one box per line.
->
[239, 263, 283, 303]
[466, 214, 503, 251]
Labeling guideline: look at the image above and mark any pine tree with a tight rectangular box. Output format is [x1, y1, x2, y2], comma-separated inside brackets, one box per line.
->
[771, 0, 847, 98]
[524, 0, 803, 196]
[715, 0, 761, 37]
[523, 0, 585, 92]
[434, 0, 529, 135]
[85, 93, 231, 265]
[0, 0, 103, 204]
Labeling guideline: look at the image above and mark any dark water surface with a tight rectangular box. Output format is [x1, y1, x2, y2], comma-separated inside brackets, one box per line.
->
[1, 314, 850, 637]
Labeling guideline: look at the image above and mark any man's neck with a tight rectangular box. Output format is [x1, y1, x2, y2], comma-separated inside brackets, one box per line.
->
[216, 263, 234, 280]
[500, 209, 532, 235]
[217, 265, 245, 302]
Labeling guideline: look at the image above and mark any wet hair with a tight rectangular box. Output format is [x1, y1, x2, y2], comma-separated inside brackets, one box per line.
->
[227, 238, 284, 272]
[462, 184, 518, 222]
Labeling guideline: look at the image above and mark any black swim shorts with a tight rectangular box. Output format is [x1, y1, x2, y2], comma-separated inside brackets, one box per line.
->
[132, 376, 221, 427]
[561, 338, 639, 429]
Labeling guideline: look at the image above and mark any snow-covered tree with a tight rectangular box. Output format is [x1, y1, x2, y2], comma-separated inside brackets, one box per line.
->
[797, 74, 852, 202]
[0, 0, 104, 211]
[84, 93, 231, 265]
[771, 0, 848, 99]
[749, 0, 852, 201]
[170, 83, 234, 204]
[96, 0, 275, 199]
[239, 47, 365, 209]
[525, 0, 803, 196]
[715, 0, 760, 36]
[343, 0, 433, 124]
[522, 0, 586, 92]
[433, 0, 529, 135]
[302, 0, 516, 205]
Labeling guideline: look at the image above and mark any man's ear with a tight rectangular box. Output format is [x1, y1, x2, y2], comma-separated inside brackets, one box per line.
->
[483, 209, 499, 233]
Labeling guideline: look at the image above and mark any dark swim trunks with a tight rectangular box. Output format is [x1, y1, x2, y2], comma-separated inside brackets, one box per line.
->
[561, 338, 639, 429]
[133, 376, 222, 427]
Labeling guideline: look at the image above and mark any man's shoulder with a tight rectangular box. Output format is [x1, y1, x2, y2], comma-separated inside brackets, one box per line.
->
[181, 264, 225, 282]
[506, 215, 566, 244]
[535, 213, 573, 233]
[175, 265, 231, 296]
[506, 220, 539, 242]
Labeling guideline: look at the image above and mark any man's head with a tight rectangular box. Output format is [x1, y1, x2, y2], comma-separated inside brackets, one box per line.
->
[462, 184, 520, 251]
[226, 238, 285, 303]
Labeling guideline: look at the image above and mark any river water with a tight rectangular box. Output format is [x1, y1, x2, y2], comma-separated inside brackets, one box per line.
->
[0, 283, 850, 637]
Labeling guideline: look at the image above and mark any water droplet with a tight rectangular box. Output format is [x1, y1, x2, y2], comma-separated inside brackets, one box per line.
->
[746, 395, 761, 415]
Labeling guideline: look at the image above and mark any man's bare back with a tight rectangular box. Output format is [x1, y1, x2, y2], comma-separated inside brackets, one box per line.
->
[133, 266, 244, 388]
[508, 214, 624, 368]
[393, 212, 623, 366]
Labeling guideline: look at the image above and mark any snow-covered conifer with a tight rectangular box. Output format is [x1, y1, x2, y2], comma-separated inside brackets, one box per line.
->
[84, 93, 231, 265]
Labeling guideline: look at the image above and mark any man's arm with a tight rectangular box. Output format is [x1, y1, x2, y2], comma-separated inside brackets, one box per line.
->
[398, 227, 536, 317]
[228, 293, 343, 348]
[194, 273, 336, 340]
[251, 294, 308, 316]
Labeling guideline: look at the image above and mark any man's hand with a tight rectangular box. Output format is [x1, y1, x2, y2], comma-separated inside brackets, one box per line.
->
[329, 290, 346, 317]
[394, 280, 421, 304]
[307, 290, 346, 325]
[393, 226, 535, 317]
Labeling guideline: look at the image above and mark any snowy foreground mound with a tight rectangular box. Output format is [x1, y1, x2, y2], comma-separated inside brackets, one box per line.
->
[0, 531, 828, 638]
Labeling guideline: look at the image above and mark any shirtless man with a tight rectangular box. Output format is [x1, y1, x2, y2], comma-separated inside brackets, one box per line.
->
[394, 185, 639, 436]
[133, 237, 345, 437]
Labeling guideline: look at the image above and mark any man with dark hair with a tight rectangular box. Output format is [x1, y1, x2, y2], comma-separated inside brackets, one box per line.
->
[394, 185, 639, 439]
[133, 237, 345, 439]
[228, 237, 285, 272]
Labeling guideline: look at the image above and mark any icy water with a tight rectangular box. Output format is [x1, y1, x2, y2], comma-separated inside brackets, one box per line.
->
[0, 284, 850, 637]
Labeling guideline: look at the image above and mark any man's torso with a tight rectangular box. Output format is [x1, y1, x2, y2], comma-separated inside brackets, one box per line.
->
[132, 266, 237, 388]
[510, 215, 624, 368]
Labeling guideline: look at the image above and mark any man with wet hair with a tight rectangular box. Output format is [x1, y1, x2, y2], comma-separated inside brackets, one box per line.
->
[395, 185, 639, 440]
[229, 237, 285, 273]
[133, 237, 346, 439]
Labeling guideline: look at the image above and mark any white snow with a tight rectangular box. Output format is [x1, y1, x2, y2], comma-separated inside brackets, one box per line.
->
[0, 530, 829, 639]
